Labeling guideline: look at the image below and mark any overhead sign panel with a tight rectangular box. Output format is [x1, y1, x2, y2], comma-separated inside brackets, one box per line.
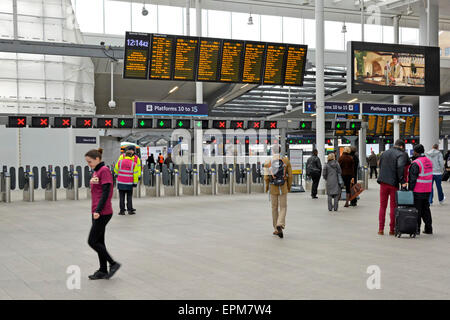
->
[197, 38, 221, 82]
[263, 44, 286, 85]
[123, 32, 150, 79]
[303, 101, 361, 114]
[362, 103, 418, 116]
[173, 37, 198, 81]
[284, 45, 308, 86]
[242, 42, 266, 84]
[219, 40, 244, 83]
[134, 102, 208, 117]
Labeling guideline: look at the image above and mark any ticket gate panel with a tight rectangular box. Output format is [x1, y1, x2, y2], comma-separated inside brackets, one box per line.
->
[199, 164, 206, 185]
[32, 167, 39, 189]
[62, 166, 69, 188]
[143, 166, 150, 186]
[55, 166, 61, 188]
[180, 164, 187, 185]
[84, 166, 91, 188]
[9, 167, 16, 190]
[18, 167, 25, 190]
[162, 165, 170, 186]
[76, 166, 82, 188]
[218, 164, 224, 184]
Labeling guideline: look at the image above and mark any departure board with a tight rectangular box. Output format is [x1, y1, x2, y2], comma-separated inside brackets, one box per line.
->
[123, 32, 150, 79]
[376, 116, 387, 136]
[242, 42, 266, 84]
[220, 40, 244, 82]
[366, 115, 377, 135]
[263, 44, 286, 85]
[385, 116, 393, 135]
[414, 117, 420, 136]
[399, 116, 407, 136]
[173, 37, 198, 81]
[149, 34, 174, 80]
[284, 45, 308, 86]
[197, 38, 221, 82]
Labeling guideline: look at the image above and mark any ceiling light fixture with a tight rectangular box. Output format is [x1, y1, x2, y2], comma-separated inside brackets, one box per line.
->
[169, 86, 179, 94]
[347, 98, 358, 103]
[142, 1, 148, 16]
[341, 21, 347, 34]
[248, 13, 254, 25]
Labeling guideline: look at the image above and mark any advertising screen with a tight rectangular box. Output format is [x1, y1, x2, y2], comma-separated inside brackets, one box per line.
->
[348, 41, 440, 96]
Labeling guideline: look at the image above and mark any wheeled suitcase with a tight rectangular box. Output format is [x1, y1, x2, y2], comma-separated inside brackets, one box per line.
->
[395, 207, 418, 238]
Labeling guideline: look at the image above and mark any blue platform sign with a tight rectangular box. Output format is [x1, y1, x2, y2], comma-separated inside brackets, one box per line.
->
[134, 102, 208, 117]
[303, 101, 361, 114]
[362, 103, 418, 116]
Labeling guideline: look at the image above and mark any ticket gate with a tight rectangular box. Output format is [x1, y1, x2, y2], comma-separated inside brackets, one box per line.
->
[108, 165, 118, 199]
[251, 163, 265, 193]
[235, 164, 251, 194]
[180, 164, 195, 196]
[42, 165, 58, 201]
[63, 165, 81, 200]
[143, 165, 157, 197]
[19, 165, 38, 202]
[162, 164, 179, 197]
[199, 164, 216, 195]
[0, 166, 11, 203]
[217, 164, 234, 195]
[84, 166, 93, 199]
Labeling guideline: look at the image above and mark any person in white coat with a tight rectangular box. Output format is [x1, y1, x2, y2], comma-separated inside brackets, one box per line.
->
[426, 144, 445, 205]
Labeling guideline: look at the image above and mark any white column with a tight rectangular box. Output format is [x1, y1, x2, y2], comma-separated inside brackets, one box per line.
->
[393, 15, 400, 142]
[186, 0, 190, 36]
[358, 0, 367, 166]
[316, 0, 325, 191]
[195, 0, 203, 104]
[419, 0, 439, 152]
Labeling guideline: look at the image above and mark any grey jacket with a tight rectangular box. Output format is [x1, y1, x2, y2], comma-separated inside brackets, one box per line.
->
[426, 149, 444, 174]
[322, 160, 342, 196]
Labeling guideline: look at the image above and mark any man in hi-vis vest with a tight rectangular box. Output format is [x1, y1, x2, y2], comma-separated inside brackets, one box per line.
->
[114, 150, 140, 215]
[408, 144, 434, 235]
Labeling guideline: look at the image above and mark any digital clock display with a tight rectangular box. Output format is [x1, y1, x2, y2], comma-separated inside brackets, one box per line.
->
[123, 32, 151, 79]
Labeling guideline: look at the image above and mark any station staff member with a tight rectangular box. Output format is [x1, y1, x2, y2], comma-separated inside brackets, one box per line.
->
[117, 145, 141, 183]
[114, 150, 140, 215]
[264, 144, 293, 239]
[408, 144, 434, 235]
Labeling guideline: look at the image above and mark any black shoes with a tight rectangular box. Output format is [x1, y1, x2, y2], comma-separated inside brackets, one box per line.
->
[107, 262, 121, 279]
[312, 196, 318, 199]
[423, 230, 433, 235]
[118, 211, 125, 215]
[276, 226, 284, 238]
[128, 209, 136, 215]
[88, 270, 108, 280]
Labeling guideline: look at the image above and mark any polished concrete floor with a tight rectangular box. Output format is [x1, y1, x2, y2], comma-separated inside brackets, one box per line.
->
[0, 180, 449, 300]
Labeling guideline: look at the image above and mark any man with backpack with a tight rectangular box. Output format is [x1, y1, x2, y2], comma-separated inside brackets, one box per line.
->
[264, 144, 293, 239]
[306, 149, 322, 199]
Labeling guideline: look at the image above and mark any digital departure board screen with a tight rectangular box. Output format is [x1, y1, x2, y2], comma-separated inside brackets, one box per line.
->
[414, 117, 420, 136]
[263, 44, 286, 85]
[242, 42, 266, 84]
[149, 34, 174, 80]
[197, 38, 221, 82]
[284, 45, 308, 86]
[404, 116, 415, 136]
[385, 116, 393, 135]
[173, 37, 198, 81]
[220, 40, 244, 83]
[376, 116, 387, 136]
[123, 32, 150, 79]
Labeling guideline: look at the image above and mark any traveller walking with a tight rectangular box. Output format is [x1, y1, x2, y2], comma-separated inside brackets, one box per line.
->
[426, 144, 445, 205]
[368, 151, 378, 179]
[322, 153, 342, 212]
[338, 147, 354, 208]
[306, 149, 322, 199]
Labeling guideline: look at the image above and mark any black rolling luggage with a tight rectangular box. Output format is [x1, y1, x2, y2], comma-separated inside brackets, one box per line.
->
[395, 189, 418, 238]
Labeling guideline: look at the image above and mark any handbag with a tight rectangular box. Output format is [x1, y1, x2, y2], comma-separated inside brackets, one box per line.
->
[349, 182, 364, 201]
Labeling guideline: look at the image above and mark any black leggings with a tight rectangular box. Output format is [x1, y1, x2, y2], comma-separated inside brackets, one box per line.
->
[342, 175, 353, 194]
[88, 214, 115, 273]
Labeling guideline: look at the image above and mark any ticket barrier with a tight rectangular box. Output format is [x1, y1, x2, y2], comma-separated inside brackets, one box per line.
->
[199, 164, 215, 195]
[132, 176, 143, 199]
[20, 166, 37, 202]
[84, 166, 93, 200]
[217, 164, 231, 195]
[162, 164, 178, 197]
[64, 165, 81, 200]
[251, 164, 265, 193]
[143, 165, 157, 197]
[42, 165, 58, 201]
[109, 166, 118, 199]
[0, 166, 11, 203]
[180, 165, 195, 196]
[235, 165, 250, 194]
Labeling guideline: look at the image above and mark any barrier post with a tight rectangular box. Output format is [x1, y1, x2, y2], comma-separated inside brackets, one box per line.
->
[211, 168, 216, 195]
[246, 167, 252, 194]
[5, 173, 11, 203]
[193, 168, 198, 196]
[229, 167, 234, 195]
[174, 169, 180, 196]
[51, 171, 57, 201]
[155, 170, 161, 197]
[73, 171, 79, 200]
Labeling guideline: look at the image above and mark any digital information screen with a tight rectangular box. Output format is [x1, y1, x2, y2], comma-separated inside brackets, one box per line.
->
[264, 121, 278, 130]
[156, 119, 172, 129]
[175, 119, 191, 129]
[264, 44, 286, 85]
[247, 121, 261, 129]
[219, 40, 244, 83]
[136, 119, 153, 129]
[53, 117, 71, 128]
[8, 116, 26, 128]
[149, 34, 174, 80]
[123, 32, 150, 79]
[117, 118, 134, 129]
[75, 117, 93, 128]
[385, 116, 393, 135]
[375, 116, 387, 136]
[230, 120, 245, 129]
[197, 38, 221, 82]
[414, 117, 420, 136]
[212, 120, 227, 129]
[173, 37, 198, 81]
[195, 120, 209, 129]
[404, 116, 415, 136]
[96, 118, 114, 129]
[242, 42, 266, 84]
[349, 41, 440, 96]
[284, 45, 308, 86]
[31, 117, 49, 128]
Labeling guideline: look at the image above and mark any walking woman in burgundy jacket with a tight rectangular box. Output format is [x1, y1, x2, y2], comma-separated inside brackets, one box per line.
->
[85, 148, 121, 280]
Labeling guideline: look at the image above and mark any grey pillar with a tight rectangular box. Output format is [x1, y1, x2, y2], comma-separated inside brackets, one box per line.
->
[315, 0, 325, 191]
[280, 128, 286, 156]
[393, 15, 401, 142]
[358, 0, 367, 167]
[443, 136, 448, 154]
[419, 0, 439, 152]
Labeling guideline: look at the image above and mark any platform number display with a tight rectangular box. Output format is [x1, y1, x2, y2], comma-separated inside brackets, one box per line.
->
[53, 117, 71, 128]
[264, 121, 277, 129]
[31, 117, 49, 128]
[157, 119, 172, 129]
[136, 119, 153, 128]
[7, 116, 27, 128]
[117, 118, 134, 128]
[75, 117, 93, 128]
[96, 118, 114, 128]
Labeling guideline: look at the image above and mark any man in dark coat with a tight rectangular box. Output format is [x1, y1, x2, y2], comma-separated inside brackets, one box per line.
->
[306, 149, 322, 199]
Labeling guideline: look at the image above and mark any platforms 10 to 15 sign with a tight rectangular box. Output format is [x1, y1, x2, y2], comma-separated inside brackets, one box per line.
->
[123, 32, 308, 86]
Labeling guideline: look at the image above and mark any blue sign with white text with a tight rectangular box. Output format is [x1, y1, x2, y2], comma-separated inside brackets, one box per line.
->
[303, 101, 361, 114]
[362, 103, 418, 116]
[135, 102, 209, 117]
